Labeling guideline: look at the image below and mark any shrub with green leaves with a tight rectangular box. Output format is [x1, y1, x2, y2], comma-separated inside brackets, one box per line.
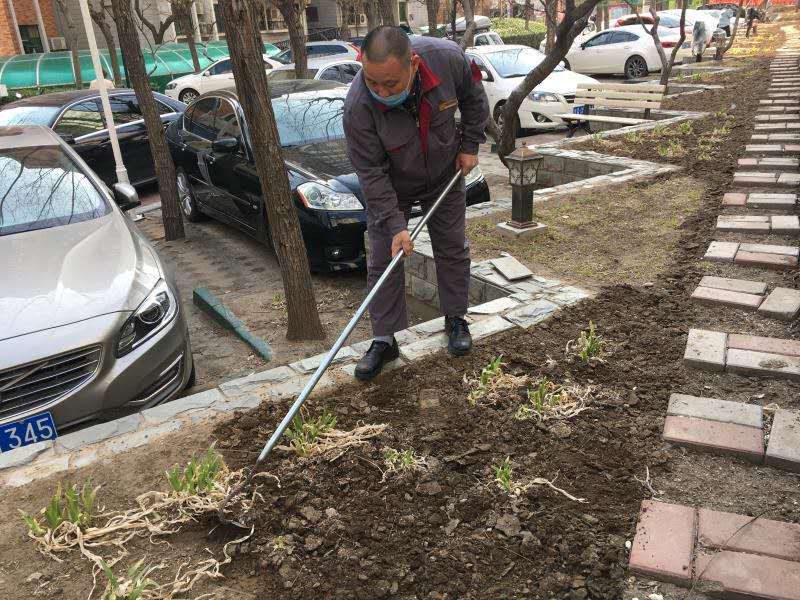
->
[21, 481, 99, 534]
[468, 355, 503, 404]
[285, 411, 337, 456]
[166, 444, 223, 494]
[571, 321, 605, 364]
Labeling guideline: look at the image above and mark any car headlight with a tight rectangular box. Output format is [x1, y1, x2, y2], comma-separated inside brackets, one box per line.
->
[116, 279, 178, 357]
[464, 165, 483, 187]
[530, 91, 560, 103]
[296, 182, 362, 211]
[165, 82, 177, 90]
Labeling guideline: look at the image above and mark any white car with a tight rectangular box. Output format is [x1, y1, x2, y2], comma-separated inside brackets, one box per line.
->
[268, 58, 362, 85]
[273, 40, 360, 64]
[473, 31, 504, 46]
[164, 54, 282, 103]
[466, 45, 599, 130]
[563, 25, 684, 79]
[538, 22, 597, 53]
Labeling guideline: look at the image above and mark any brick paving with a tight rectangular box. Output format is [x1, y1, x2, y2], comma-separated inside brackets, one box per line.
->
[703, 241, 800, 269]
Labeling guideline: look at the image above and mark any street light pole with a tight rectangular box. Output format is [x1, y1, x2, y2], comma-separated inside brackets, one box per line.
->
[77, 0, 129, 185]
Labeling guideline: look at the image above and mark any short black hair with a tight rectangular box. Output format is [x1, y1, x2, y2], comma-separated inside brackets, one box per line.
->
[362, 26, 412, 65]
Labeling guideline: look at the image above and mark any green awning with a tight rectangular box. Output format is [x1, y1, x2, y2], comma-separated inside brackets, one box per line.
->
[0, 41, 279, 92]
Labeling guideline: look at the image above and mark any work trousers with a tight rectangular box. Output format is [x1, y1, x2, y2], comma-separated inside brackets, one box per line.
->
[366, 177, 470, 336]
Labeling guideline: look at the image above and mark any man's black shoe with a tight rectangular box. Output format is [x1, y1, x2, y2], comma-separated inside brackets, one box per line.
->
[445, 316, 472, 357]
[354, 338, 400, 381]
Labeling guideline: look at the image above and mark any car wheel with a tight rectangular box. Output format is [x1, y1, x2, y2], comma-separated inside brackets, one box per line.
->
[624, 55, 648, 80]
[179, 88, 199, 103]
[493, 102, 521, 137]
[176, 169, 204, 222]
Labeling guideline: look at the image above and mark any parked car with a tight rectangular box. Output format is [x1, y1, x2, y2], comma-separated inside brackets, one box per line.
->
[166, 80, 489, 272]
[613, 12, 687, 29]
[268, 58, 362, 85]
[473, 31, 504, 46]
[164, 54, 283, 103]
[660, 9, 723, 42]
[466, 45, 598, 130]
[562, 25, 686, 79]
[699, 2, 745, 17]
[0, 89, 185, 188]
[0, 125, 193, 440]
[274, 40, 360, 64]
[538, 25, 597, 53]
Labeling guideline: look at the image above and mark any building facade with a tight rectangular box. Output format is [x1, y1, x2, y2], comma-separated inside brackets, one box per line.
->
[1, 0, 59, 55]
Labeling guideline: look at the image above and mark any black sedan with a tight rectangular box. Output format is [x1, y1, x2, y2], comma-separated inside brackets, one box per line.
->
[0, 89, 185, 188]
[166, 80, 490, 272]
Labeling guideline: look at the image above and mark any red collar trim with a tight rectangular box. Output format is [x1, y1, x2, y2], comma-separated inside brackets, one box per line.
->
[369, 54, 441, 111]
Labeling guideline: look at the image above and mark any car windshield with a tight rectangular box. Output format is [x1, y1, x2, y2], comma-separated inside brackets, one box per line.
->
[0, 145, 109, 236]
[271, 92, 346, 147]
[0, 105, 61, 126]
[657, 14, 682, 27]
[485, 48, 563, 78]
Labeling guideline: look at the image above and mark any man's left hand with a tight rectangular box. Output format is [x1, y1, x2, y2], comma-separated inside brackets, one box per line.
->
[456, 152, 478, 176]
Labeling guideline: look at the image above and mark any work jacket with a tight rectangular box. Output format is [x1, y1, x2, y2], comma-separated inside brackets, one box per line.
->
[343, 36, 489, 237]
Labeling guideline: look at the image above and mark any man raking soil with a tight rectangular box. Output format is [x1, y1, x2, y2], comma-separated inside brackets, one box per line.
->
[343, 26, 490, 380]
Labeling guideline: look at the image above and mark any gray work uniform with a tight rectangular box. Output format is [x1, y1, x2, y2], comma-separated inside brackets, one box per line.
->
[343, 36, 489, 336]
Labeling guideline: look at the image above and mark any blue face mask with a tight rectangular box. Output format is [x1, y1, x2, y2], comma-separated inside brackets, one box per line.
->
[369, 69, 415, 107]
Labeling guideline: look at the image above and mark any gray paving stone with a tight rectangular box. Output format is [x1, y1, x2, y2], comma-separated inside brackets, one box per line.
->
[691, 286, 763, 310]
[739, 243, 799, 257]
[549, 286, 589, 306]
[0, 440, 53, 470]
[726, 349, 800, 380]
[667, 393, 763, 428]
[467, 296, 521, 315]
[54, 414, 142, 453]
[504, 299, 560, 329]
[105, 420, 183, 455]
[771, 215, 800, 233]
[716, 217, 771, 232]
[778, 172, 800, 185]
[399, 334, 448, 362]
[765, 409, 800, 472]
[699, 276, 768, 295]
[410, 276, 438, 304]
[704, 241, 739, 262]
[219, 365, 296, 397]
[684, 329, 727, 372]
[140, 388, 225, 424]
[410, 318, 445, 336]
[758, 287, 800, 321]
[747, 193, 797, 208]
[469, 314, 516, 340]
[215, 394, 263, 411]
[292, 346, 358, 374]
[5, 456, 71, 487]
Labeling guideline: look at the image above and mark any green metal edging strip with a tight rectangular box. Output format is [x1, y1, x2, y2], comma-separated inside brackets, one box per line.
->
[192, 286, 273, 362]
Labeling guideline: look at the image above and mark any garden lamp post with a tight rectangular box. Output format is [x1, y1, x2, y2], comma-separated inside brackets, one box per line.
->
[497, 146, 547, 239]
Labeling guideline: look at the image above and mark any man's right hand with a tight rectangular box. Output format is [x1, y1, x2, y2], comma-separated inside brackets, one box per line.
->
[392, 229, 413, 258]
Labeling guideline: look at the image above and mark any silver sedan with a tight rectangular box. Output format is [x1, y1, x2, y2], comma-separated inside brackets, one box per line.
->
[0, 125, 192, 449]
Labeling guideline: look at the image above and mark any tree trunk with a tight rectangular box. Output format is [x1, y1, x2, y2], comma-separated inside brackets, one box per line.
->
[218, 0, 325, 341]
[178, 6, 202, 72]
[379, 0, 397, 25]
[90, 3, 122, 86]
[425, 0, 439, 36]
[364, 0, 380, 30]
[461, 0, 476, 48]
[111, 0, 185, 241]
[497, 0, 598, 161]
[632, 2, 687, 87]
[545, 0, 557, 52]
[275, 0, 307, 79]
[524, 0, 530, 29]
[338, 0, 351, 38]
[449, 0, 456, 39]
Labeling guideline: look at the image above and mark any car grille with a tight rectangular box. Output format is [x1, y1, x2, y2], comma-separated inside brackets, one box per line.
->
[0, 346, 102, 417]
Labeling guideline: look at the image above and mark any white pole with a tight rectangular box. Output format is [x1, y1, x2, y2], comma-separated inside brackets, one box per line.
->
[78, 0, 129, 184]
[32, 0, 51, 52]
[5, 0, 24, 54]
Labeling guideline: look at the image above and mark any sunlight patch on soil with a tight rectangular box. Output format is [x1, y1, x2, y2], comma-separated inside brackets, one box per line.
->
[466, 175, 705, 286]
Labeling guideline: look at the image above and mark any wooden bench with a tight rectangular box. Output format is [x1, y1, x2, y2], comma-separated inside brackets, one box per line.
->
[554, 82, 666, 138]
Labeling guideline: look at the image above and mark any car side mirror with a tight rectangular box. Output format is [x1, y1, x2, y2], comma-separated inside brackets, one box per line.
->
[580, 43, 587, 50]
[59, 132, 76, 145]
[202, 71, 211, 77]
[113, 182, 141, 211]
[212, 137, 239, 153]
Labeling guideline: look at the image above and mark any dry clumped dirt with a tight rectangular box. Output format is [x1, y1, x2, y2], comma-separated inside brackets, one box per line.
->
[1, 24, 799, 600]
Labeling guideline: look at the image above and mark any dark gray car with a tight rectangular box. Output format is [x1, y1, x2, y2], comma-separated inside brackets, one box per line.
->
[0, 125, 193, 445]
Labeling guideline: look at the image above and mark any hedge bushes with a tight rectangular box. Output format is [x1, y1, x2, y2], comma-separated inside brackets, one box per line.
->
[491, 17, 547, 49]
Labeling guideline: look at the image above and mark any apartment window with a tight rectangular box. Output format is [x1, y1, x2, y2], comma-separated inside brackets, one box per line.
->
[19, 25, 44, 54]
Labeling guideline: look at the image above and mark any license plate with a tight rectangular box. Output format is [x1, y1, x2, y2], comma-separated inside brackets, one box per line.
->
[572, 104, 586, 115]
[0, 412, 58, 452]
